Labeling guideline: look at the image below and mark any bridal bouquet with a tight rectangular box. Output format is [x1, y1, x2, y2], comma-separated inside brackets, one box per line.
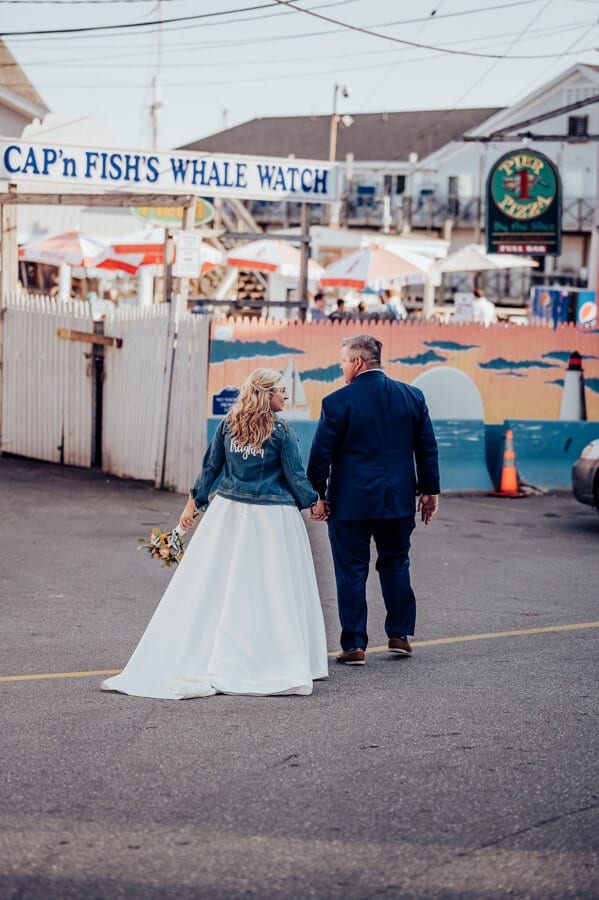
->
[138, 524, 187, 568]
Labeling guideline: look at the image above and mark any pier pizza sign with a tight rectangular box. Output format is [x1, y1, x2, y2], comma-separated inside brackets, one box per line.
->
[486, 148, 561, 256]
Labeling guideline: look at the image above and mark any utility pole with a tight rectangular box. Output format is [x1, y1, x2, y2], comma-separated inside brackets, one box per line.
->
[150, 0, 163, 149]
[328, 83, 350, 227]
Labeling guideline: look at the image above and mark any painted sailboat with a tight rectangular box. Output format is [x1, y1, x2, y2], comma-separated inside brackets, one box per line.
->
[280, 357, 311, 420]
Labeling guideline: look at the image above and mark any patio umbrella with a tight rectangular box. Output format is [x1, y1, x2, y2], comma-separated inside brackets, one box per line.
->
[320, 245, 432, 291]
[18, 228, 148, 276]
[97, 228, 226, 274]
[18, 230, 109, 268]
[434, 243, 539, 273]
[226, 239, 323, 280]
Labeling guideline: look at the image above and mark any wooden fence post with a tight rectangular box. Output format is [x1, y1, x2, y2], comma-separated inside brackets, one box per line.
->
[0, 188, 19, 455]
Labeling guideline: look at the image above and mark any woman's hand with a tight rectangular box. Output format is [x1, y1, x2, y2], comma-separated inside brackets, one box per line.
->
[179, 499, 198, 532]
[309, 498, 330, 521]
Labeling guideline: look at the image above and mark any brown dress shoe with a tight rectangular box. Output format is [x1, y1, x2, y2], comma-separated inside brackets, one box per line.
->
[336, 648, 365, 666]
[388, 637, 413, 656]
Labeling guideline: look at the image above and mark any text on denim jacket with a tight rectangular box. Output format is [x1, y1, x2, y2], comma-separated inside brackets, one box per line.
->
[230, 439, 265, 460]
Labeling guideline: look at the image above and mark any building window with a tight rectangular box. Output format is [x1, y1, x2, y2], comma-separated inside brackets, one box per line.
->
[568, 116, 588, 137]
[384, 175, 406, 195]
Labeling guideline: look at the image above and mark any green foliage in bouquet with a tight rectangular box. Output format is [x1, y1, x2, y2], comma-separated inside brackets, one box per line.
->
[138, 526, 186, 568]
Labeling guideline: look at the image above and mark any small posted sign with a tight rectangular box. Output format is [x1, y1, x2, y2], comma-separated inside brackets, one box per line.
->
[453, 292, 474, 323]
[212, 387, 240, 415]
[173, 231, 202, 278]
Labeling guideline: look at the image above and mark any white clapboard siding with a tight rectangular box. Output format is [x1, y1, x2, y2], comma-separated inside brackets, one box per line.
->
[161, 313, 210, 493]
[102, 305, 172, 481]
[2, 293, 93, 465]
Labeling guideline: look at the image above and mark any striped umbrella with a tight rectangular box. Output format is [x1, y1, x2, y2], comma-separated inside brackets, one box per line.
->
[320, 245, 432, 291]
[227, 239, 323, 280]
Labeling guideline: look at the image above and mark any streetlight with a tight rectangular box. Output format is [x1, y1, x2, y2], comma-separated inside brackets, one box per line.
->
[328, 84, 351, 226]
[328, 83, 351, 163]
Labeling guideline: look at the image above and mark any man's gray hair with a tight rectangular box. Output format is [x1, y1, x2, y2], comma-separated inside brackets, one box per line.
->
[342, 334, 382, 367]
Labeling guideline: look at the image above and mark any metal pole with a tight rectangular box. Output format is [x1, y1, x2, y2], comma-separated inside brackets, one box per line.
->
[587, 141, 599, 299]
[162, 228, 175, 304]
[298, 203, 310, 322]
[328, 85, 340, 227]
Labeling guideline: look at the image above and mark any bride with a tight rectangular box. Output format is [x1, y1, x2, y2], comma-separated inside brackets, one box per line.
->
[102, 368, 329, 699]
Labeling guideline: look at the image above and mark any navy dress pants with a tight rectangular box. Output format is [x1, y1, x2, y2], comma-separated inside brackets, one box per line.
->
[328, 516, 416, 650]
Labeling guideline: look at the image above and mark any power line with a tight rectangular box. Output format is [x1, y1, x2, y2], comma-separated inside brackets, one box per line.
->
[0, 1, 278, 35]
[449, 0, 553, 109]
[272, 0, 599, 60]
[3, 19, 591, 68]
[0, 0, 570, 42]
[26, 44, 599, 91]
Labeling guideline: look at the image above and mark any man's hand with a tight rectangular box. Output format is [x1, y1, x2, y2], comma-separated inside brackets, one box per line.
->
[418, 494, 439, 525]
[309, 498, 330, 521]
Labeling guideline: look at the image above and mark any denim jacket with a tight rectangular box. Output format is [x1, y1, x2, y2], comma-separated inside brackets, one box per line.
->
[191, 417, 318, 510]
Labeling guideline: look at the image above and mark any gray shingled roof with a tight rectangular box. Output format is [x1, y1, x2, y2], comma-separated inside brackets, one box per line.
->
[180, 109, 502, 162]
[0, 39, 48, 111]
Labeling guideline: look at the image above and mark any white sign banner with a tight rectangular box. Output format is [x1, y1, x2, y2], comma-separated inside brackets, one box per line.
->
[453, 292, 474, 322]
[173, 231, 202, 278]
[0, 140, 339, 204]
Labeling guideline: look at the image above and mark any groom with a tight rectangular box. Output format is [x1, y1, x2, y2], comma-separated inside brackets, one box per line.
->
[307, 334, 440, 665]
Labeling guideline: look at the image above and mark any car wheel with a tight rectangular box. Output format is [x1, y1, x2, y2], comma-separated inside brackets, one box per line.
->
[594, 475, 599, 516]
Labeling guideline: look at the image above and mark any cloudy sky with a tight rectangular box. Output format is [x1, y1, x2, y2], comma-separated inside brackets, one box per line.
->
[4, 0, 598, 150]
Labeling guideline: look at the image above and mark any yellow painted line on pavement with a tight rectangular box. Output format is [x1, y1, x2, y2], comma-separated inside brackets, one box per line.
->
[329, 621, 599, 658]
[1, 623, 598, 683]
[0, 669, 121, 683]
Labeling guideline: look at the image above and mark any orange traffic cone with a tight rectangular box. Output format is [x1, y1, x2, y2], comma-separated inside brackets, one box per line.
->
[489, 429, 527, 498]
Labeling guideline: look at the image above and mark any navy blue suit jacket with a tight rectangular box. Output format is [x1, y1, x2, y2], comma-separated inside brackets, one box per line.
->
[307, 370, 440, 520]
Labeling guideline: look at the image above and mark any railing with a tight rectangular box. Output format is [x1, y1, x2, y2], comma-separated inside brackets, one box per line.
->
[246, 193, 595, 233]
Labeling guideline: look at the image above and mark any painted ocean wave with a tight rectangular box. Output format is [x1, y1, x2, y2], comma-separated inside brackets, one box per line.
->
[389, 350, 448, 366]
[301, 364, 343, 383]
[479, 357, 559, 371]
[210, 340, 305, 364]
[423, 340, 479, 352]
[541, 351, 599, 363]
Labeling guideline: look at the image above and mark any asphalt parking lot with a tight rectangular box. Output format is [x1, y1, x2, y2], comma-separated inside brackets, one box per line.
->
[1, 456, 598, 899]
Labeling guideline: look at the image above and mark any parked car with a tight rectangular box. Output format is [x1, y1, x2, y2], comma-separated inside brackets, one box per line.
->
[572, 438, 599, 513]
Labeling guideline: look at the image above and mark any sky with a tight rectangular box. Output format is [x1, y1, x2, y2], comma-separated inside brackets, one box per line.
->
[3, 0, 599, 151]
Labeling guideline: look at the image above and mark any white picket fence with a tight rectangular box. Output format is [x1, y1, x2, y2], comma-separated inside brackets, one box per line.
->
[2, 294, 94, 466]
[1, 294, 210, 493]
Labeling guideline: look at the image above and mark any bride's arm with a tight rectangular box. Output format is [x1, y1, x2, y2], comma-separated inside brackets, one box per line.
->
[180, 421, 226, 529]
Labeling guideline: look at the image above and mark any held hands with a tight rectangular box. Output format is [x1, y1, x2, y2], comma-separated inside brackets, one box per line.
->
[418, 494, 439, 525]
[179, 498, 198, 532]
[309, 498, 330, 521]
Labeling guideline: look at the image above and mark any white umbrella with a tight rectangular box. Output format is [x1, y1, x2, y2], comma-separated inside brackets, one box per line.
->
[96, 228, 226, 274]
[18, 229, 108, 268]
[227, 239, 323, 281]
[434, 244, 539, 274]
[320, 245, 431, 291]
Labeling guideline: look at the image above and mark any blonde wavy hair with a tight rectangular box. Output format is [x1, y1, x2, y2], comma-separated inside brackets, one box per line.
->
[226, 368, 285, 450]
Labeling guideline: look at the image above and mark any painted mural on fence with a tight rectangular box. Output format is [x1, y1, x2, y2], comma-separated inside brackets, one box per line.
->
[207, 319, 599, 423]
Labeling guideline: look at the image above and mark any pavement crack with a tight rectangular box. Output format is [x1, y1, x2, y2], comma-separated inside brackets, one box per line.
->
[271, 752, 300, 768]
[460, 800, 599, 856]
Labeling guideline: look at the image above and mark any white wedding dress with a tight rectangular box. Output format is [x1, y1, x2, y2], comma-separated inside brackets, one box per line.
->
[102, 496, 329, 699]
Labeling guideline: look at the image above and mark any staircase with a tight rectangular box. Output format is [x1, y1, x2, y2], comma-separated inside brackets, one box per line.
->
[236, 270, 267, 304]
[196, 196, 269, 304]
